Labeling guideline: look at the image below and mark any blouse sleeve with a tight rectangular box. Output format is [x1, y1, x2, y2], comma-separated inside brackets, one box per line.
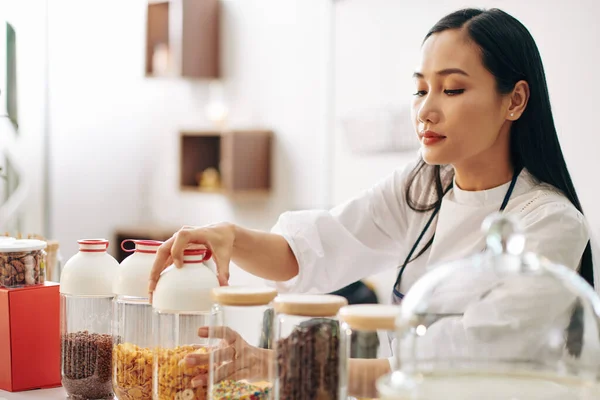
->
[267, 162, 418, 294]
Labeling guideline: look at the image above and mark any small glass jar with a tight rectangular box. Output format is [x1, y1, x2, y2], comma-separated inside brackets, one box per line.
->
[60, 239, 120, 400]
[112, 239, 163, 400]
[0, 239, 47, 288]
[273, 294, 349, 400]
[209, 286, 278, 399]
[338, 304, 399, 400]
[152, 248, 221, 400]
[377, 213, 600, 400]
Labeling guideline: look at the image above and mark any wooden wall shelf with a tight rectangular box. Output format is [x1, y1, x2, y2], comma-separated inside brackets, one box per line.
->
[180, 130, 273, 196]
[146, 0, 220, 79]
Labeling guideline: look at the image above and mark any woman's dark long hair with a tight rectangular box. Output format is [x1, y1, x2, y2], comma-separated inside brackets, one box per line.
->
[406, 8, 593, 287]
[405, 8, 593, 356]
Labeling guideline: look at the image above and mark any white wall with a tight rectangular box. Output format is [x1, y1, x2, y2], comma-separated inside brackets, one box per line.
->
[8, 0, 600, 294]
[0, 0, 48, 234]
[48, 0, 331, 283]
[332, 0, 600, 302]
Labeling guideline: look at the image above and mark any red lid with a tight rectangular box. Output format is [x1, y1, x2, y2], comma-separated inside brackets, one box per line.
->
[78, 239, 109, 246]
[121, 239, 163, 254]
[182, 247, 212, 262]
[78, 239, 109, 252]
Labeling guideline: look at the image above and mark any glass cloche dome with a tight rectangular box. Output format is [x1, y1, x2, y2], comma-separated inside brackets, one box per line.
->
[378, 212, 600, 400]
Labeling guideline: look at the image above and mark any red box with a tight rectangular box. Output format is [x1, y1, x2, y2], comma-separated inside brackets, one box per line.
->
[0, 282, 61, 392]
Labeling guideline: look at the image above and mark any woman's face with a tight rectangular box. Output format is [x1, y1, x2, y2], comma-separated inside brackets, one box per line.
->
[412, 29, 511, 166]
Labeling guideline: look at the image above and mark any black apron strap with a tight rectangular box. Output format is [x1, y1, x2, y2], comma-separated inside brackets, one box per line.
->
[392, 167, 523, 300]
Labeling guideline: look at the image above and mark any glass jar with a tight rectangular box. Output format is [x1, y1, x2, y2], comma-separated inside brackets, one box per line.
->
[209, 286, 278, 399]
[59, 239, 120, 400]
[0, 239, 47, 288]
[45, 239, 62, 282]
[273, 294, 349, 400]
[112, 239, 163, 400]
[377, 213, 600, 400]
[152, 248, 221, 400]
[339, 304, 399, 399]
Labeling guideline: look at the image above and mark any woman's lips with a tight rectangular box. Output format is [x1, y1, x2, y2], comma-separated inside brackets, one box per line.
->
[420, 131, 446, 146]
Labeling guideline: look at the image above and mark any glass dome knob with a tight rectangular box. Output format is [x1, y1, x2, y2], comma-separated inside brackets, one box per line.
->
[481, 212, 526, 256]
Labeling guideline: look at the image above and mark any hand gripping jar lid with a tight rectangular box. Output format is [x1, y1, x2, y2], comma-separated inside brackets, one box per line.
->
[152, 248, 218, 312]
[377, 213, 600, 400]
[60, 239, 119, 296]
[113, 239, 163, 297]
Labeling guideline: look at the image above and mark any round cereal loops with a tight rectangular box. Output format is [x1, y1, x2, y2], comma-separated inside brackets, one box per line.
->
[154, 346, 209, 400]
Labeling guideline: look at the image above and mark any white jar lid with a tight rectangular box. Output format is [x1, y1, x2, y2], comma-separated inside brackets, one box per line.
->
[152, 248, 219, 312]
[60, 239, 119, 296]
[113, 240, 163, 297]
[0, 239, 47, 253]
[339, 304, 399, 331]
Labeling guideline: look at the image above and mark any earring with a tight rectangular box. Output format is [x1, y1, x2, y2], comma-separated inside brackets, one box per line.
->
[510, 113, 514, 117]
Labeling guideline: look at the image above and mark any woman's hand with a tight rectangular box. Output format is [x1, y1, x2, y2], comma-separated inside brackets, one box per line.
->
[185, 326, 272, 388]
[148, 223, 236, 296]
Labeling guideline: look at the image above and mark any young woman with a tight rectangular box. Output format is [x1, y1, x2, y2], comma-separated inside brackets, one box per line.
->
[149, 8, 597, 397]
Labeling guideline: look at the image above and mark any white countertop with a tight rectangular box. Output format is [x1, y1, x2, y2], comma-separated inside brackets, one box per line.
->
[0, 388, 118, 399]
[0, 388, 68, 399]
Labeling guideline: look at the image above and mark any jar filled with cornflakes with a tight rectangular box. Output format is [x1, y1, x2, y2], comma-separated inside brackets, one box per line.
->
[152, 248, 222, 400]
[112, 239, 163, 400]
[60, 239, 119, 400]
[208, 286, 278, 399]
[273, 294, 349, 400]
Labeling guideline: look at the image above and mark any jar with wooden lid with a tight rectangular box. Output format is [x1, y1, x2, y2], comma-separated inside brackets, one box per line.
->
[339, 304, 399, 399]
[273, 294, 349, 400]
[208, 286, 278, 399]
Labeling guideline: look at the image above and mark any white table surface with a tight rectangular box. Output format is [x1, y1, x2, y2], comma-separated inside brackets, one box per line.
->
[0, 388, 118, 399]
[0, 387, 71, 399]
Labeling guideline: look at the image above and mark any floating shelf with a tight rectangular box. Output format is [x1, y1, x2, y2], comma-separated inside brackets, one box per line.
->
[180, 130, 273, 196]
[146, 0, 220, 79]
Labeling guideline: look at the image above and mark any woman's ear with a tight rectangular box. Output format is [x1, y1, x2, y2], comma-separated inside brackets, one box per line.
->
[507, 80, 530, 120]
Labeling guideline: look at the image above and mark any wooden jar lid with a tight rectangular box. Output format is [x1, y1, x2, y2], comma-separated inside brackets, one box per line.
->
[273, 294, 348, 317]
[339, 304, 399, 331]
[211, 286, 278, 306]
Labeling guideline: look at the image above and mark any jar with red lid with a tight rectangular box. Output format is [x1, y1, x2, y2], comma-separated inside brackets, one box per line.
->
[112, 239, 163, 400]
[152, 248, 222, 400]
[60, 239, 119, 400]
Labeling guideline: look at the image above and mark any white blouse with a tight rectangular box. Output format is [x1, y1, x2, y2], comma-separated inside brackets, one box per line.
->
[267, 159, 600, 368]
[270, 159, 589, 296]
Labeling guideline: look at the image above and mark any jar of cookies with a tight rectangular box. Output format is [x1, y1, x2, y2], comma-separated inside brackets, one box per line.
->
[152, 248, 222, 400]
[0, 238, 47, 288]
[209, 286, 278, 399]
[273, 294, 349, 400]
[60, 239, 120, 400]
[112, 239, 163, 400]
[339, 304, 399, 399]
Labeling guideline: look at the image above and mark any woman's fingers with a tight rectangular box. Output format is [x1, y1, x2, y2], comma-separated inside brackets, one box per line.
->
[198, 326, 238, 344]
[148, 235, 176, 296]
[185, 345, 235, 366]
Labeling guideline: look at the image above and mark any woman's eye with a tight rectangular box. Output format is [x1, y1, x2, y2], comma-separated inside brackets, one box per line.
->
[444, 89, 465, 96]
[413, 90, 427, 97]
